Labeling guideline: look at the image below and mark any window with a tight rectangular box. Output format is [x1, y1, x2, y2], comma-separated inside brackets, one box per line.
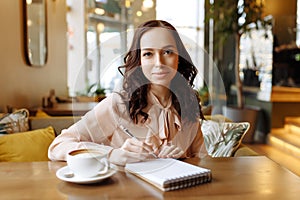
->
[156, 0, 205, 88]
[67, 0, 206, 97]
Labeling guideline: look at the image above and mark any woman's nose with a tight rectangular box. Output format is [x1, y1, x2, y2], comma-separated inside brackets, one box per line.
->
[154, 54, 163, 66]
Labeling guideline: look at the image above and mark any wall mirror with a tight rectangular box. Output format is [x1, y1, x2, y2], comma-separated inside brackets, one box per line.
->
[23, 0, 47, 67]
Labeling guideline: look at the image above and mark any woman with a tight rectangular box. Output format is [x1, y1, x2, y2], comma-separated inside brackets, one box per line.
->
[48, 20, 206, 166]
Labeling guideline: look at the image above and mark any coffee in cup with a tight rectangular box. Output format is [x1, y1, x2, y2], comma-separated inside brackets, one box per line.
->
[67, 149, 110, 178]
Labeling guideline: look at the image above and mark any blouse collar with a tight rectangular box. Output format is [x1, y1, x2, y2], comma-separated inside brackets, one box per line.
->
[143, 91, 182, 149]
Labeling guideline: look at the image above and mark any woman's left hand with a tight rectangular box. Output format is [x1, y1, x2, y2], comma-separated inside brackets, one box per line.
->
[157, 140, 184, 159]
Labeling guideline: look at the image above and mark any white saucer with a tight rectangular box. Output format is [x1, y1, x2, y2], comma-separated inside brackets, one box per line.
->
[56, 164, 117, 184]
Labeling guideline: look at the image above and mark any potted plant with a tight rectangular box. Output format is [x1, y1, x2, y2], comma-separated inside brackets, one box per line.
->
[196, 85, 212, 115]
[88, 83, 106, 102]
[207, 0, 271, 143]
[208, 0, 271, 108]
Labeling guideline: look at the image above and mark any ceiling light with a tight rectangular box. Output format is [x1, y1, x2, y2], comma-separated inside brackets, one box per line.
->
[143, 0, 154, 8]
[95, 8, 105, 15]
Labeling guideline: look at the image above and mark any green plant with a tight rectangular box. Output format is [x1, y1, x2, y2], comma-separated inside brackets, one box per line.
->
[197, 85, 209, 106]
[87, 83, 106, 97]
[207, 0, 271, 108]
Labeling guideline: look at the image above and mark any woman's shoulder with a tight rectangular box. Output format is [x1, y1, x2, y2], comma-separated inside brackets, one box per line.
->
[97, 91, 127, 111]
[106, 91, 126, 103]
[85, 92, 128, 121]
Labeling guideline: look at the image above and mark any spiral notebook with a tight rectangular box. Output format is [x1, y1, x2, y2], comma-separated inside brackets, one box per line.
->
[125, 158, 212, 191]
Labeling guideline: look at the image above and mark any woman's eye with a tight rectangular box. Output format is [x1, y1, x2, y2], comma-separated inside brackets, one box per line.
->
[164, 50, 173, 55]
[143, 52, 152, 57]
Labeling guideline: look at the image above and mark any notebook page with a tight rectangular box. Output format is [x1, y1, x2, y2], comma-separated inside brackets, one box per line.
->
[125, 158, 210, 186]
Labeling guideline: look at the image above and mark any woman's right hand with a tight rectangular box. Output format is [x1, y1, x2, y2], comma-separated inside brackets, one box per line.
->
[157, 140, 184, 159]
[108, 138, 156, 166]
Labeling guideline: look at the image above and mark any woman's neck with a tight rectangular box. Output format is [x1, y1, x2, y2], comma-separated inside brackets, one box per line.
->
[149, 84, 171, 107]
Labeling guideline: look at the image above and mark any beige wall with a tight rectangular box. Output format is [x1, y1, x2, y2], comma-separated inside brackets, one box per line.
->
[0, 0, 67, 112]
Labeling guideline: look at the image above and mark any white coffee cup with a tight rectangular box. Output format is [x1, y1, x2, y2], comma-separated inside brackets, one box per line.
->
[67, 149, 110, 178]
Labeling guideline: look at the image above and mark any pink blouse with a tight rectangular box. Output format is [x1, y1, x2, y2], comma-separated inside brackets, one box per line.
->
[48, 92, 205, 163]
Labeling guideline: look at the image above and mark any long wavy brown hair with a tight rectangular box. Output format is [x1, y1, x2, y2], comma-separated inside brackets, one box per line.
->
[118, 20, 204, 124]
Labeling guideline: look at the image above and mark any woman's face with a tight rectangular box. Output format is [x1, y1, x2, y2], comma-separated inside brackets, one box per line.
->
[140, 28, 179, 87]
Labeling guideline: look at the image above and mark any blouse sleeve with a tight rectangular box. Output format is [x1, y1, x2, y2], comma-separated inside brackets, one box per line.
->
[186, 122, 207, 158]
[48, 93, 121, 161]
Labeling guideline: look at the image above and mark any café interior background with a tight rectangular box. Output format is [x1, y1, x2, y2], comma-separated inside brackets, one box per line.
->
[0, 0, 297, 112]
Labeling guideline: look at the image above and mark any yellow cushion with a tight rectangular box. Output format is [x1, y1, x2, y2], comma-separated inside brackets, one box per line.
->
[35, 109, 51, 117]
[0, 126, 55, 162]
[233, 144, 259, 156]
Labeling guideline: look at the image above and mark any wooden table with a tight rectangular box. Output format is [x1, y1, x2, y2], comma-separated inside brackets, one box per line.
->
[32, 102, 98, 116]
[1, 156, 300, 199]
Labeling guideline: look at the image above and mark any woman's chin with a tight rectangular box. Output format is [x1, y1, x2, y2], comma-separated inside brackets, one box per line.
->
[150, 81, 171, 88]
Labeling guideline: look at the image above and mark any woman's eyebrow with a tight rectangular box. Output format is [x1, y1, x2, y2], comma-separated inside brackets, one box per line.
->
[141, 47, 154, 51]
[162, 45, 176, 49]
[141, 45, 176, 51]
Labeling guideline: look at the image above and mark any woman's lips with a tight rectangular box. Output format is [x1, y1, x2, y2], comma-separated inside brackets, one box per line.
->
[152, 71, 169, 76]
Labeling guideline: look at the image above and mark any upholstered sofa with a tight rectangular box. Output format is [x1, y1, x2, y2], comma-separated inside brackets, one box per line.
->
[0, 112, 80, 162]
[0, 113, 258, 162]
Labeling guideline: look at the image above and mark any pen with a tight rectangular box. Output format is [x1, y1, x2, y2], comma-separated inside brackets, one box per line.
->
[119, 125, 139, 141]
[119, 125, 158, 158]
